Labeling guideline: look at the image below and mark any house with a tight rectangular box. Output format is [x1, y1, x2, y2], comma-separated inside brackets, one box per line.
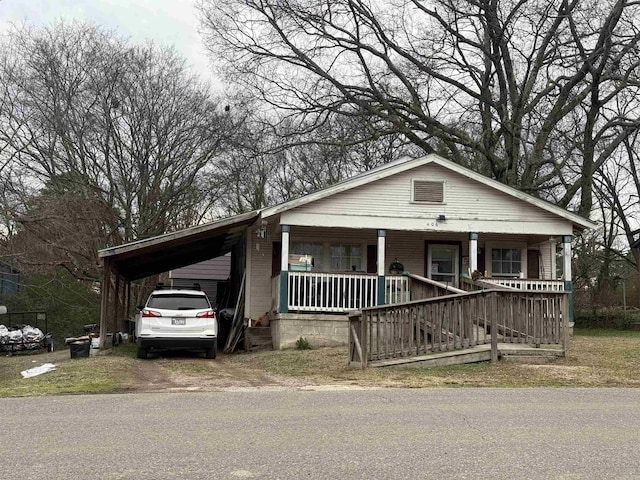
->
[98, 154, 596, 351]
[169, 254, 231, 308]
[0, 260, 20, 295]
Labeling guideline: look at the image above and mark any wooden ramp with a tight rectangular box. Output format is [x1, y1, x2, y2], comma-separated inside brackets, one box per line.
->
[366, 343, 564, 368]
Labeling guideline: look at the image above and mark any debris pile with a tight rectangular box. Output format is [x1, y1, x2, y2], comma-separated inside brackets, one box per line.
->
[0, 324, 51, 353]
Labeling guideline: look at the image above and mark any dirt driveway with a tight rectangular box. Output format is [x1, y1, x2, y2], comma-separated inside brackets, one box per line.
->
[132, 353, 314, 393]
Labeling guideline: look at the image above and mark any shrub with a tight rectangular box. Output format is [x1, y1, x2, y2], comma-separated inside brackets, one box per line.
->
[574, 309, 640, 330]
[295, 336, 311, 350]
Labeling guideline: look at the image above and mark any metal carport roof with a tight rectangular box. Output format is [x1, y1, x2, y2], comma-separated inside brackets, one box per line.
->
[98, 211, 259, 281]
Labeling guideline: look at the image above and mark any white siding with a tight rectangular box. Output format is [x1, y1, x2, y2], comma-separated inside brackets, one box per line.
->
[279, 163, 572, 235]
[170, 255, 231, 280]
[248, 227, 275, 319]
[537, 240, 555, 280]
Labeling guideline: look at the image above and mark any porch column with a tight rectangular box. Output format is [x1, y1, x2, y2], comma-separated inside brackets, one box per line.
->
[469, 232, 478, 274]
[279, 225, 290, 313]
[377, 229, 386, 305]
[550, 238, 557, 280]
[562, 235, 574, 323]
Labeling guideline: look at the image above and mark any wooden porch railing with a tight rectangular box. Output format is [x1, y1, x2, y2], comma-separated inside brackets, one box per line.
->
[386, 275, 411, 304]
[284, 272, 409, 312]
[288, 272, 377, 312]
[460, 277, 516, 291]
[473, 277, 566, 291]
[407, 273, 466, 298]
[349, 289, 568, 368]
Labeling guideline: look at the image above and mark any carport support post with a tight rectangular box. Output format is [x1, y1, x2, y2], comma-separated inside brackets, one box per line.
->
[562, 235, 574, 323]
[114, 273, 121, 333]
[279, 225, 290, 313]
[469, 232, 478, 274]
[99, 261, 112, 350]
[377, 229, 386, 305]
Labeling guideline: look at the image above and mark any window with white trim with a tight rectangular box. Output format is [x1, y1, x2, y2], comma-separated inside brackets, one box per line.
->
[491, 248, 522, 276]
[330, 244, 362, 271]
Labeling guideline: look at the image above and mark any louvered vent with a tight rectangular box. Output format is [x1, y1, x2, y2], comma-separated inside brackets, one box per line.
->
[413, 180, 444, 203]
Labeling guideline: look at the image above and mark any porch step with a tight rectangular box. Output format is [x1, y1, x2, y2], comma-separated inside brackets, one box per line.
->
[498, 344, 564, 363]
[244, 327, 272, 351]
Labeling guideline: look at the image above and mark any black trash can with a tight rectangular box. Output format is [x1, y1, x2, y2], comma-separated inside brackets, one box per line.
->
[217, 308, 235, 348]
[69, 342, 90, 359]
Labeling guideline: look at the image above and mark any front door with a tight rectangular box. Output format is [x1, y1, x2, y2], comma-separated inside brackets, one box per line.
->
[427, 244, 459, 287]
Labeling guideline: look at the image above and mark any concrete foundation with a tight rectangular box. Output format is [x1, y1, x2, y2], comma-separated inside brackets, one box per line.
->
[269, 313, 349, 350]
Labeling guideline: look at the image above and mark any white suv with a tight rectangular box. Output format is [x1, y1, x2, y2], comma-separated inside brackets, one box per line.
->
[136, 288, 218, 359]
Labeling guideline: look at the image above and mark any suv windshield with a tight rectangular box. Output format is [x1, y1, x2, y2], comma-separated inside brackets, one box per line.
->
[147, 294, 210, 310]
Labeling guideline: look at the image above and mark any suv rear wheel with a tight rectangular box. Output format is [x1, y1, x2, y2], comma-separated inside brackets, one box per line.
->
[137, 347, 148, 359]
[205, 342, 217, 359]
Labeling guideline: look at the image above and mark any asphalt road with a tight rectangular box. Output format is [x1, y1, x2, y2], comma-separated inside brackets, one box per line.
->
[1, 388, 639, 479]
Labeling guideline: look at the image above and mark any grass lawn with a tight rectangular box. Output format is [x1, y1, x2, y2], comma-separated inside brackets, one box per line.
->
[226, 328, 640, 388]
[1, 329, 639, 397]
[0, 345, 138, 397]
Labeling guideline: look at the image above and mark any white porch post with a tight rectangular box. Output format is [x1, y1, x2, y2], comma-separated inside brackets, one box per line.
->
[469, 232, 478, 274]
[562, 236, 572, 282]
[377, 229, 386, 305]
[279, 225, 290, 313]
[562, 235, 573, 322]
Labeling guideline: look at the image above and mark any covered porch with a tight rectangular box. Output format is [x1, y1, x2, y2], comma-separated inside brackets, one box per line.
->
[259, 223, 574, 351]
[268, 225, 573, 316]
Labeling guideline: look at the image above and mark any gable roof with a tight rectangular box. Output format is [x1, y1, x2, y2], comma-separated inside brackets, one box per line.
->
[261, 154, 597, 231]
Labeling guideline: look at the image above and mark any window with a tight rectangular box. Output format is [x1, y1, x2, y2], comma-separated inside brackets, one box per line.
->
[330, 244, 362, 271]
[491, 248, 522, 276]
[412, 180, 444, 203]
[291, 242, 324, 270]
[147, 294, 210, 310]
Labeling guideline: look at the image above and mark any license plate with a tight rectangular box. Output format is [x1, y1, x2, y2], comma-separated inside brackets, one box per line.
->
[172, 318, 186, 326]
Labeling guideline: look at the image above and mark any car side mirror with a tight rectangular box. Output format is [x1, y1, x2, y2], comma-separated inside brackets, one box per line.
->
[0, 306, 6, 315]
[136, 305, 144, 312]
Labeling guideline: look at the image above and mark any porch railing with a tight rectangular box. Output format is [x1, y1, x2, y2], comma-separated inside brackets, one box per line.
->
[477, 278, 565, 291]
[407, 273, 466, 298]
[460, 277, 516, 292]
[284, 272, 409, 313]
[349, 289, 568, 368]
[386, 275, 411, 304]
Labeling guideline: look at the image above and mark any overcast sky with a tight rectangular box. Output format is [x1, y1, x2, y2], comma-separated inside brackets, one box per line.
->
[0, 0, 217, 83]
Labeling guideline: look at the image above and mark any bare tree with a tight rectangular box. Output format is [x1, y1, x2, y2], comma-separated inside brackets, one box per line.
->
[4, 174, 119, 281]
[214, 104, 418, 214]
[199, 0, 640, 216]
[0, 22, 233, 247]
[596, 133, 640, 269]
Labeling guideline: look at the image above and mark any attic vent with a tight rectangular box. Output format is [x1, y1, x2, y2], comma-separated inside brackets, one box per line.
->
[413, 180, 444, 203]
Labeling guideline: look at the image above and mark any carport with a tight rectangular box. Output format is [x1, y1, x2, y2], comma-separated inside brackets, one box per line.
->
[97, 211, 259, 349]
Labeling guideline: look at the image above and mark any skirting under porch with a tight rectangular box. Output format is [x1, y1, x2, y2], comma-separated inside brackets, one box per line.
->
[270, 313, 350, 350]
